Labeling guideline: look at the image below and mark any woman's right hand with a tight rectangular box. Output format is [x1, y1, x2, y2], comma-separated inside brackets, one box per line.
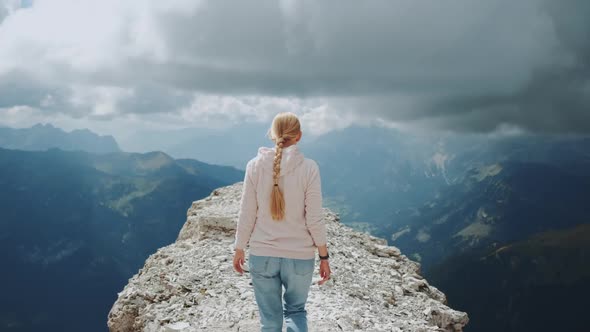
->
[233, 249, 245, 275]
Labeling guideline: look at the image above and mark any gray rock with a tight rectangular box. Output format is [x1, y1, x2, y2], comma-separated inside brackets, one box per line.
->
[108, 183, 469, 332]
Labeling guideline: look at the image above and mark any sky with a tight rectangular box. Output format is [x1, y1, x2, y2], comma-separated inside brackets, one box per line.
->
[0, 0, 588, 138]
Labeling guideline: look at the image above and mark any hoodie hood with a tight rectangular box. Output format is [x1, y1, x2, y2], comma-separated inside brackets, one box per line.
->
[255, 144, 305, 177]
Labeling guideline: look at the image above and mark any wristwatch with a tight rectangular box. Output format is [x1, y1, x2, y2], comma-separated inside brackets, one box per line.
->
[319, 253, 329, 260]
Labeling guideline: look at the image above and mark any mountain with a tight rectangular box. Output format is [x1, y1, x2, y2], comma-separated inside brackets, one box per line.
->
[301, 126, 452, 227]
[117, 122, 273, 169]
[107, 183, 469, 332]
[377, 160, 590, 268]
[119, 125, 455, 227]
[0, 123, 120, 153]
[116, 125, 590, 232]
[429, 224, 590, 332]
[0, 147, 243, 332]
[366, 136, 590, 332]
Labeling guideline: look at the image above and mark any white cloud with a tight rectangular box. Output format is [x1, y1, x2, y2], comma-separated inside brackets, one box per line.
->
[68, 85, 134, 118]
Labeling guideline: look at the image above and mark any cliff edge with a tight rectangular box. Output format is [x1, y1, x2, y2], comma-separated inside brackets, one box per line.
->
[107, 183, 468, 331]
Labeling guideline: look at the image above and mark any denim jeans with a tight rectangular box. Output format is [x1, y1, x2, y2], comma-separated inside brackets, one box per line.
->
[248, 253, 315, 332]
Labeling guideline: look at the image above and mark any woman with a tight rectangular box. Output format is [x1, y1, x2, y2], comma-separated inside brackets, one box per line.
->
[233, 112, 331, 332]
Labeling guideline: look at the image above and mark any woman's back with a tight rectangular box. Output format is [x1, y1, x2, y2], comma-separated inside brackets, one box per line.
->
[234, 144, 326, 259]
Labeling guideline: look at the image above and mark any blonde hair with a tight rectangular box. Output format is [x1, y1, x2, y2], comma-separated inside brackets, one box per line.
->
[266, 112, 301, 221]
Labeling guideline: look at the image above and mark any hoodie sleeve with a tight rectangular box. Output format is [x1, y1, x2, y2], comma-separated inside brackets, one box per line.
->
[234, 159, 258, 250]
[304, 160, 327, 247]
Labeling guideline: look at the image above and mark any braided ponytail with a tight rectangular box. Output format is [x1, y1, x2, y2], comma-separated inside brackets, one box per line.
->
[268, 112, 301, 221]
[271, 136, 286, 220]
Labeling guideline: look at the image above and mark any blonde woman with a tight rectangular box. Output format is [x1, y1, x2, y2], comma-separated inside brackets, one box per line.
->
[233, 112, 331, 332]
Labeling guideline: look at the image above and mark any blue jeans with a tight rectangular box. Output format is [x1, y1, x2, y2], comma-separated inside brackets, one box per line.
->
[248, 253, 315, 332]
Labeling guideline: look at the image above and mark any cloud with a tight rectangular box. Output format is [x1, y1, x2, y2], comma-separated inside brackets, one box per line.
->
[0, 0, 588, 135]
[0, 0, 19, 24]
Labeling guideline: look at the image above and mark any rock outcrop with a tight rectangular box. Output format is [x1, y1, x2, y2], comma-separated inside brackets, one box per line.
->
[108, 183, 468, 332]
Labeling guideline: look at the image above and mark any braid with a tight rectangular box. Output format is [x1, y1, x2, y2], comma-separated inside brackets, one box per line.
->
[271, 136, 286, 221]
[268, 111, 301, 221]
[273, 137, 284, 185]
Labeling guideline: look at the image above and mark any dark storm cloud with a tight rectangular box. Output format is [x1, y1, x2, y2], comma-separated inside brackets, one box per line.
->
[428, 66, 590, 133]
[0, 70, 70, 110]
[419, 0, 590, 134]
[116, 83, 193, 115]
[147, 1, 549, 97]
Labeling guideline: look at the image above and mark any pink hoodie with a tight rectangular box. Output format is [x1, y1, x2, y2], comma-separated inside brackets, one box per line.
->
[234, 144, 327, 259]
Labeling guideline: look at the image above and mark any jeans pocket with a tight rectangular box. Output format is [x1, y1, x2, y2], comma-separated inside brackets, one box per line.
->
[249, 255, 269, 275]
[292, 258, 315, 276]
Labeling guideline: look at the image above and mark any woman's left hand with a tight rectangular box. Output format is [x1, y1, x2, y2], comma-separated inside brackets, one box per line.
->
[233, 249, 246, 275]
[318, 260, 331, 285]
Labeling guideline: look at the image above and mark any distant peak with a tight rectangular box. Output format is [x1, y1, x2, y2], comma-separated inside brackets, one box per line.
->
[32, 123, 56, 129]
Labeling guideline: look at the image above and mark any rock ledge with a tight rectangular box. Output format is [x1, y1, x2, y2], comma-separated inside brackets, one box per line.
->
[108, 183, 468, 332]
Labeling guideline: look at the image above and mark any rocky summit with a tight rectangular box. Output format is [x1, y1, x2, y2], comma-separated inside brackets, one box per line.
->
[107, 183, 468, 332]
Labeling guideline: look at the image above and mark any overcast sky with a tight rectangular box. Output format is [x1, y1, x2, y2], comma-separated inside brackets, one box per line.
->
[0, 0, 588, 137]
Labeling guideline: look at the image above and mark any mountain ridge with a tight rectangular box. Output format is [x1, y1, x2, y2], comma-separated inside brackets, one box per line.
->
[0, 123, 120, 154]
[0, 147, 245, 332]
[107, 183, 469, 332]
